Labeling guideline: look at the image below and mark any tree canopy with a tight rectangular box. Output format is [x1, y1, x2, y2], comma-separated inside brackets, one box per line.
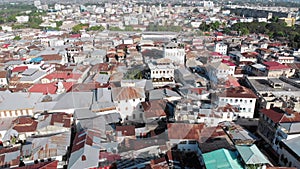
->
[227, 18, 300, 48]
[146, 23, 182, 32]
[87, 25, 105, 31]
[71, 23, 89, 33]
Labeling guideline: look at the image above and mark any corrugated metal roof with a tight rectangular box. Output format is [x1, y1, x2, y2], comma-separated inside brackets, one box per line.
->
[282, 136, 300, 157]
[202, 148, 243, 169]
[236, 145, 270, 165]
[111, 87, 145, 101]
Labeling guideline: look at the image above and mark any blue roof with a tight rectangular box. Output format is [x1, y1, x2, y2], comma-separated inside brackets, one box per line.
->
[30, 57, 43, 63]
[202, 148, 244, 169]
[236, 145, 270, 165]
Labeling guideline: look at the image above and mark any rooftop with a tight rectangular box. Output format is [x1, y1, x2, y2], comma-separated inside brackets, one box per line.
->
[247, 77, 300, 94]
[202, 148, 243, 169]
[282, 136, 300, 158]
[218, 86, 257, 98]
[236, 144, 270, 165]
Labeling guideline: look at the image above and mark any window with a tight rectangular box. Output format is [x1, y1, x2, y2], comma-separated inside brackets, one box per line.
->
[133, 99, 135, 102]
[82, 155, 86, 161]
[140, 113, 143, 118]
[244, 100, 247, 103]
[250, 100, 253, 103]
[248, 108, 251, 112]
[230, 99, 232, 103]
[240, 99, 243, 102]
[235, 99, 238, 103]
[132, 114, 136, 119]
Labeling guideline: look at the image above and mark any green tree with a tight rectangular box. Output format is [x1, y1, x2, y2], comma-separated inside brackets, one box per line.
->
[55, 21, 63, 27]
[108, 26, 123, 31]
[210, 21, 221, 31]
[199, 22, 210, 32]
[72, 23, 88, 33]
[87, 25, 105, 31]
[13, 35, 21, 40]
[7, 15, 16, 22]
[240, 27, 249, 35]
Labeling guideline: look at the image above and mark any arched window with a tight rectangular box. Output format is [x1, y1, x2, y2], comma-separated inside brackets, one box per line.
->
[82, 155, 86, 161]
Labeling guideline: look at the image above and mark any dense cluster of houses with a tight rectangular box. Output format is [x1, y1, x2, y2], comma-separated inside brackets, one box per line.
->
[0, 1, 299, 169]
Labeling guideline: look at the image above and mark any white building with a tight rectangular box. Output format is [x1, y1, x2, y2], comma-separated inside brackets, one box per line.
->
[16, 16, 29, 23]
[148, 59, 175, 87]
[218, 86, 257, 118]
[203, 1, 214, 9]
[258, 18, 268, 22]
[164, 42, 186, 65]
[214, 42, 228, 55]
[1, 26, 12, 32]
[111, 87, 146, 121]
[206, 61, 234, 83]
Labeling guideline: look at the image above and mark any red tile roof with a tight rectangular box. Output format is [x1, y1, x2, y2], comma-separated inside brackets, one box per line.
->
[260, 108, 283, 123]
[13, 117, 38, 133]
[50, 113, 72, 128]
[225, 76, 240, 88]
[71, 129, 103, 153]
[259, 108, 300, 123]
[218, 86, 257, 98]
[189, 88, 205, 95]
[71, 130, 87, 153]
[216, 104, 239, 112]
[221, 59, 235, 66]
[40, 54, 62, 61]
[279, 108, 300, 123]
[14, 160, 58, 169]
[112, 87, 145, 101]
[116, 125, 135, 136]
[12, 66, 28, 73]
[0, 71, 6, 78]
[142, 100, 167, 119]
[99, 152, 121, 162]
[43, 72, 81, 81]
[70, 82, 103, 92]
[167, 123, 205, 140]
[28, 82, 74, 94]
[69, 34, 81, 38]
[241, 52, 259, 58]
[263, 61, 290, 70]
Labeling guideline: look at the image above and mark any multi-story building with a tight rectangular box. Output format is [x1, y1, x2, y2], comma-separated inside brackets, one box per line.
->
[164, 42, 186, 65]
[257, 107, 300, 148]
[279, 136, 300, 168]
[148, 59, 175, 87]
[111, 86, 146, 121]
[206, 61, 234, 84]
[218, 86, 257, 118]
[214, 42, 228, 55]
